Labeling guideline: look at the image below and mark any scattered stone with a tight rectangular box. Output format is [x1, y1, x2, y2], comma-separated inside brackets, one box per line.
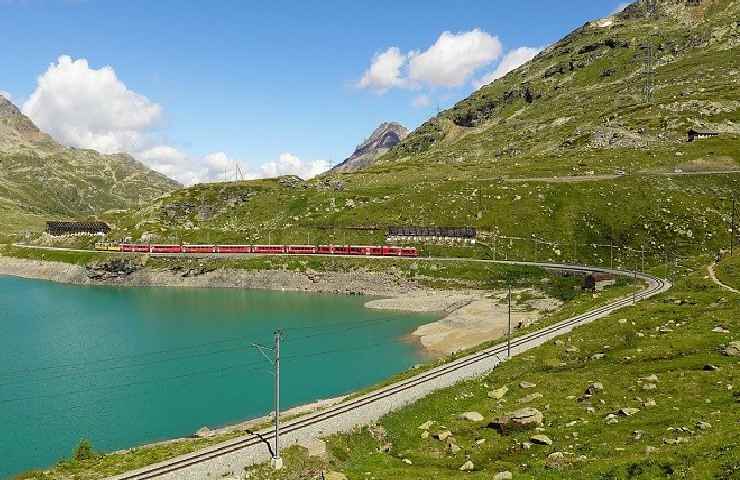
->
[448, 442, 462, 454]
[640, 374, 659, 383]
[530, 434, 553, 446]
[643, 398, 657, 407]
[712, 326, 730, 333]
[584, 382, 604, 396]
[664, 437, 689, 445]
[703, 364, 720, 371]
[605, 413, 619, 424]
[591, 353, 606, 360]
[459, 460, 475, 471]
[695, 421, 712, 430]
[420, 430, 430, 439]
[518, 392, 544, 404]
[618, 318, 628, 324]
[402, 458, 412, 465]
[723, 341, 740, 357]
[493, 472, 513, 480]
[195, 426, 213, 438]
[490, 407, 544, 433]
[617, 407, 640, 416]
[565, 346, 579, 353]
[520, 381, 537, 389]
[475, 438, 486, 445]
[418, 420, 434, 430]
[433, 430, 453, 441]
[458, 411, 485, 422]
[642, 383, 657, 391]
[489, 386, 509, 400]
[632, 430, 645, 440]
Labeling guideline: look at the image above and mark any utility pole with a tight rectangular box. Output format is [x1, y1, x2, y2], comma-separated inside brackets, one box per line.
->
[251, 331, 283, 470]
[493, 234, 497, 261]
[731, 194, 736, 256]
[610, 239, 614, 269]
[641, 245, 646, 273]
[633, 268, 638, 304]
[507, 284, 512, 358]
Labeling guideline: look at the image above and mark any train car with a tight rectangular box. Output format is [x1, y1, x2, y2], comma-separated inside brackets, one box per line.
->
[182, 245, 216, 254]
[332, 245, 351, 255]
[400, 247, 418, 257]
[348, 245, 381, 256]
[382, 245, 403, 256]
[317, 245, 334, 254]
[253, 245, 286, 254]
[150, 244, 182, 254]
[121, 244, 151, 253]
[216, 245, 252, 254]
[286, 245, 318, 255]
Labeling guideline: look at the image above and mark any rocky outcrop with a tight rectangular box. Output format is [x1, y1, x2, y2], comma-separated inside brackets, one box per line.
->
[330, 122, 408, 173]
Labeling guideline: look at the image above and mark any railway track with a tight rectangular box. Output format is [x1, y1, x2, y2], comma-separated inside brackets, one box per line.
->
[106, 262, 669, 480]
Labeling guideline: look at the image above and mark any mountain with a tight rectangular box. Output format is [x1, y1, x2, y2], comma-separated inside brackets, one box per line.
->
[111, 0, 738, 263]
[382, 0, 739, 170]
[329, 122, 408, 173]
[0, 96, 181, 231]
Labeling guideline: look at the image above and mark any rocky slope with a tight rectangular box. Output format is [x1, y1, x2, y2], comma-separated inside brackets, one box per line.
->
[0, 96, 180, 231]
[330, 122, 408, 173]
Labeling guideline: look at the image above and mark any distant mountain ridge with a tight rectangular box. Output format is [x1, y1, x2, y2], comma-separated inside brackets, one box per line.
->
[330, 122, 408, 173]
[0, 96, 180, 231]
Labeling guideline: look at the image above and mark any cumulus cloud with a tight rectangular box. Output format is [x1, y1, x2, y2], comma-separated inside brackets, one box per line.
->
[22, 55, 162, 154]
[0, 90, 12, 101]
[358, 47, 409, 93]
[20, 55, 330, 186]
[258, 153, 330, 180]
[408, 29, 502, 87]
[358, 28, 502, 93]
[473, 46, 542, 89]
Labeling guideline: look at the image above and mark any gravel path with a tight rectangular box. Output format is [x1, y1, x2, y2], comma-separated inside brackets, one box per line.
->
[707, 262, 739, 294]
[107, 262, 669, 480]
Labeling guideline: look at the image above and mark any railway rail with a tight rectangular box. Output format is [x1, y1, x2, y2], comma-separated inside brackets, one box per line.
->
[104, 260, 669, 480]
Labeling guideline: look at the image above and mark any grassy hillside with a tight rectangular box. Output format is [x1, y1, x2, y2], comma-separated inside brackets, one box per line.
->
[0, 97, 180, 233]
[96, 0, 739, 268]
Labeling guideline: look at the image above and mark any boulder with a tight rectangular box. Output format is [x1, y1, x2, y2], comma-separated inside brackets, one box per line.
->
[459, 460, 475, 471]
[530, 434, 553, 445]
[520, 381, 537, 389]
[617, 407, 640, 416]
[458, 411, 485, 422]
[640, 374, 659, 382]
[490, 407, 543, 433]
[695, 421, 712, 430]
[433, 430, 453, 441]
[724, 341, 740, 357]
[493, 472, 513, 480]
[703, 364, 720, 371]
[488, 386, 509, 399]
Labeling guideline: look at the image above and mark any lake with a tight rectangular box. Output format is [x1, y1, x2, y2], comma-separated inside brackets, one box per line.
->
[0, 275, 438, 478]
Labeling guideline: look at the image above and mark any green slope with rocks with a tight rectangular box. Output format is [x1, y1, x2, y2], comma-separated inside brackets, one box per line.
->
[0, 96, 180, 232]
[98, 0, 738, 267]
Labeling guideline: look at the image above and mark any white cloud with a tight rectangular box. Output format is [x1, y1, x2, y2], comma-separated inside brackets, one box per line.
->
[258, 152, 330, 180]
[610, 2, 630, 15]
[358, 47, 409, 93]
[20, 55, 330, 186]
[22, 55, 162, 154]
[0, 90, 12, 101]
[473, 46, 542, 89]
[408, 29, 502, 87]
[412, 94, 432, 108]
[358, 28, 502, 93]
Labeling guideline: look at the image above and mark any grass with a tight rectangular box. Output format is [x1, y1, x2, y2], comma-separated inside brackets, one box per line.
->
[715, 254, 740, 291]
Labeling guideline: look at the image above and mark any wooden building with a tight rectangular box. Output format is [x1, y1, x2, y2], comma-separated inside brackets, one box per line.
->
[687, 129, 719, 142]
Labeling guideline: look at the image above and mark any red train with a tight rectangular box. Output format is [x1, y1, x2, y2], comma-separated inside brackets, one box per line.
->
[114, 243, 418, 257]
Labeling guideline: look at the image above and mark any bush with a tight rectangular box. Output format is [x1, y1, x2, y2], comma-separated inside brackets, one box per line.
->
[73, 439, 96, 461]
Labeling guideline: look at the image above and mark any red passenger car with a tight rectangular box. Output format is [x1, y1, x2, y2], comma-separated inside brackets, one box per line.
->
[121, 244, 151, 253]
[216, 245, 252, 254]
[286, 245, 318, 254]
[253, 245, 286, 254]
[182, 245, 216, 254]
[150, 244, 182, 254]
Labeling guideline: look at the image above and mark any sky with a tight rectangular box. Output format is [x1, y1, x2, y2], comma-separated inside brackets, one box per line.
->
[0, 0, 631, 184]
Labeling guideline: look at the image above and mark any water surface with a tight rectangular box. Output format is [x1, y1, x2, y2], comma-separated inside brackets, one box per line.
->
[0, 276, 438, 478]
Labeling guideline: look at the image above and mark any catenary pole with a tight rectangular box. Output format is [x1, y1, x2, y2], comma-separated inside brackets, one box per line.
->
[272, 330, 283, 469]
[507, 284, 512, 358]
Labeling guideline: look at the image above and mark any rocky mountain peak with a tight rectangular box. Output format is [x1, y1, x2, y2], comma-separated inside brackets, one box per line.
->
[330, 122, 409, 173]
[0, 96, 52, 149]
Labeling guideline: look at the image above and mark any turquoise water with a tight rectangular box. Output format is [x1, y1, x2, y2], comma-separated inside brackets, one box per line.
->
[0, 276, 438, 478]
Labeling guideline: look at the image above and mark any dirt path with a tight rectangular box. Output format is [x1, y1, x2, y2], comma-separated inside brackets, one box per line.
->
[707, 262, 739, 294]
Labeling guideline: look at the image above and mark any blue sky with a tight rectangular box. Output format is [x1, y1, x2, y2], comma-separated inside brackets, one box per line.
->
[0, 0, 629, 183]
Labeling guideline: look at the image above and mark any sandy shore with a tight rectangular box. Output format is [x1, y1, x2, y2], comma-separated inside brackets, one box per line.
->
[366, 289, 562, 355]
